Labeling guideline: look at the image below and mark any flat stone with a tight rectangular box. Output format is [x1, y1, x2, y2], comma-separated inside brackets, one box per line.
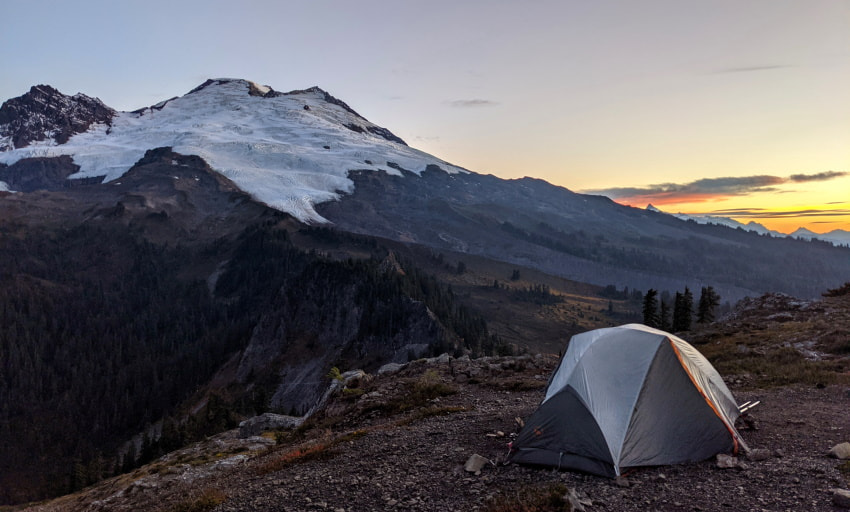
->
[464, 454, 490, 474]
[716, 453, 742, 469]
[377, 362, 405, 375]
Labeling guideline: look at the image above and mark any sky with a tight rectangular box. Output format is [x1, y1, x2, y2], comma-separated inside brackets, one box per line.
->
[2, 0, 848, 234]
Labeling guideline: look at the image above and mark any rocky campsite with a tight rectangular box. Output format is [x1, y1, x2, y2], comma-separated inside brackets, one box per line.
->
[18, 290, 850, 512]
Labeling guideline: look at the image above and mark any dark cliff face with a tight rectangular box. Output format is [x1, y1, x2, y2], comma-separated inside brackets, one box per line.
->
[0, 84, 115, 150]
[0, 155, 81, 192]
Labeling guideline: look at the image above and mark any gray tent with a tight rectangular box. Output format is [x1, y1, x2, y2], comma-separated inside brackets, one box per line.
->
[509, 324, 748, 477]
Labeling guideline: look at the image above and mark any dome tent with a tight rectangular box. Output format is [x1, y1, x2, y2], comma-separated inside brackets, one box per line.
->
[509, 324, 748, 477]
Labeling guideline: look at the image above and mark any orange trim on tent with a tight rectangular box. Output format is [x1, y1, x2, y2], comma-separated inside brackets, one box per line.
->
[669, 339, 739, 455]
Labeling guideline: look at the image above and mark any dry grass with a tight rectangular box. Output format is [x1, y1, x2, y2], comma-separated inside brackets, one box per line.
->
[481, 483, 573, 512]
[693, 313, 850, 389]
[256, 429, 368, 475]
[362, 369, 458, 416]
[394, 405, 470, 427]
[169, 488, 226, 512]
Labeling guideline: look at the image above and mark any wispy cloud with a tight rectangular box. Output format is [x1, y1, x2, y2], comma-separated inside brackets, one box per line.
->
[712, 65, 793, 74]
[706, 207, 850, 219]
[788, 171, 846, 182]
[585, 171, 847, 205]
[447, 99, 498, 108]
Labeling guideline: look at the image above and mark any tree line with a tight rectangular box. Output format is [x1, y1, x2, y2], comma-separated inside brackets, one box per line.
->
[641, 286, 721, 332]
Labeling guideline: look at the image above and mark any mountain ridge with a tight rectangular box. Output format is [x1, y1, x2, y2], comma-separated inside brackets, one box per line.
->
[647, 204, 850, 246]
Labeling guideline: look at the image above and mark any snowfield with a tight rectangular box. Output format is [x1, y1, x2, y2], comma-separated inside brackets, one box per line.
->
[0, 79, 465, 223]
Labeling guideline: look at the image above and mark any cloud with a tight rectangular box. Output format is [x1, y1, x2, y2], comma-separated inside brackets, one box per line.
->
[706, 207, 850, 219]
[788, 171, 847, 182]
[585, 171, 848, 205]
[447, 99, 498, 108]
[712, 65, 792, 74]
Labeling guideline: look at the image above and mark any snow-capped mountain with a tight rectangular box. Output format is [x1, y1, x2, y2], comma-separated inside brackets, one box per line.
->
[646, 204, 786, 238]
[790, 227, 850, 247]
[646, 204, 850, 247]
[0, 78, 464, 223]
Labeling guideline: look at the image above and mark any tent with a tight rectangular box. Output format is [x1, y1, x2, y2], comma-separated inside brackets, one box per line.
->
[509, 323, 748, 477]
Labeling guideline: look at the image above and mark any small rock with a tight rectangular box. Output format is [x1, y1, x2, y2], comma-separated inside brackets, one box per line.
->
[773, 448, 785, 458]
[829, 442, 850, 460]
[464, 454, 490, 475]
[833, 489, 850, 509]
[565, 488, 587, 512]
[716, 453, 742, 469]
[615, 476, 631, 487]
[746, 448, 772, 461]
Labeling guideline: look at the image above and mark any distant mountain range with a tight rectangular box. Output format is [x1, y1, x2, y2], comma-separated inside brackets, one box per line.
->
[647, 204, 850, 247]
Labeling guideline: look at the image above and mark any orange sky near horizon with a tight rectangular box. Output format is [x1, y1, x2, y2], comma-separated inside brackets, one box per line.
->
[607, 176, 850, 234]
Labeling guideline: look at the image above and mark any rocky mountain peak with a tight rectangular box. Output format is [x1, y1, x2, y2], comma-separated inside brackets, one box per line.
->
[0, 84, 115, 150]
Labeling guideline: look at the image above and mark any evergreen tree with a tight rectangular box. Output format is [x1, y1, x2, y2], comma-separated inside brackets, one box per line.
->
[642, 289, 660, 328]
[660, 300, 671, 331]
[673, 287, 693, 331]
[697, 286, 721, 324]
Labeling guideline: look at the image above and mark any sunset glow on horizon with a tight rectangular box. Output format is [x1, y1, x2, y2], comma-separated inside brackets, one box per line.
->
[586, 170, 850, 234]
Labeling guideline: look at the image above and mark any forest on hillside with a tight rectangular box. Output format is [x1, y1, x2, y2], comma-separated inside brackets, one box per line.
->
[0, 221, 497, 505]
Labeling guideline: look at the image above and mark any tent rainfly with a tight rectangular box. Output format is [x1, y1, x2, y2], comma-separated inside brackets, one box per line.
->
[509, 324, 748, 477]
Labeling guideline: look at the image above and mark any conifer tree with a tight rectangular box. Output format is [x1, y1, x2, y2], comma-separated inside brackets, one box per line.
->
[697, 286, 721, 324]
[673, 288, 693, 331]
[660, 300, 671, 331]
[642, 289, 660, 328]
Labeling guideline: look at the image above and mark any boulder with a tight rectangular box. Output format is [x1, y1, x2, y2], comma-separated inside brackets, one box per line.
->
[829, 442, 850, 460]
[238, 413, 303, 438]
[377, 362, 405, 375]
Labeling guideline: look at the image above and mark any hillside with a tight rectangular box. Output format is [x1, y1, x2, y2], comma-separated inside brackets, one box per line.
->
[0, 148, 634, 504]
[20, 292, 850, 512]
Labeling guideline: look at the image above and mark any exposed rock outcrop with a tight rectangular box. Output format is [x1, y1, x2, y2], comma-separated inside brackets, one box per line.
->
[0, 84, 114, 150]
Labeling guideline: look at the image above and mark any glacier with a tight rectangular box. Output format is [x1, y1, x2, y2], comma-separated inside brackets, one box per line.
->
[0, 79, 465, 223]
